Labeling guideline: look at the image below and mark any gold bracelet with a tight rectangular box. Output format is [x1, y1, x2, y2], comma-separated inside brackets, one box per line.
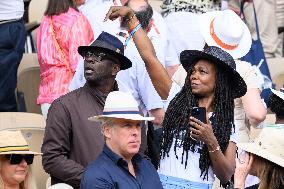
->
[208, 146, 220, 153]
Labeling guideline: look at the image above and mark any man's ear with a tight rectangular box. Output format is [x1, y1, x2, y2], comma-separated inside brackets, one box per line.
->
[112, 64, 121, 76]
[103, 125, 112, 139]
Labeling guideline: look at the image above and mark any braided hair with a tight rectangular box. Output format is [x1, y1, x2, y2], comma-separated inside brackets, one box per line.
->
[160, 62, 235, 180]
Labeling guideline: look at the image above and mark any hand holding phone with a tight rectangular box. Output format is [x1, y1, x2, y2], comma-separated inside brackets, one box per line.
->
[191, 107, 206, 123]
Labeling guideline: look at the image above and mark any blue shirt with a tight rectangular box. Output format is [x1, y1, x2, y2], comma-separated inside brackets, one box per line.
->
[81, 144, 164, 189]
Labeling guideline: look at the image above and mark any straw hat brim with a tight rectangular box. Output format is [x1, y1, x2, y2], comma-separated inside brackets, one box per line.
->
[0, 151, 42, 155]
[199, 11, 252, 59]
[180, 50, 247, 98]
[237, 142, 284, 168]
[271, 88, 284, 101]
[88, 114, 155, 122]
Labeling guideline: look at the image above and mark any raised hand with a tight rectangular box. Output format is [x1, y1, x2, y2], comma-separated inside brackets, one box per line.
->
[234, 152, 254, 189]
[104, 6, 134, 22]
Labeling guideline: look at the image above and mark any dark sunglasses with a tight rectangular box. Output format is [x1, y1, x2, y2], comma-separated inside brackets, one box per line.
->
[83, 51, 119, 64]
[4, 154, 34, 165]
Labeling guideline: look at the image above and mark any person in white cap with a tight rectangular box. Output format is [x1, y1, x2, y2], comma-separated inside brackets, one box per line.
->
[81, 91, 163, 189]
[0, 130, 42, 189]
[234, 126, 284, 189]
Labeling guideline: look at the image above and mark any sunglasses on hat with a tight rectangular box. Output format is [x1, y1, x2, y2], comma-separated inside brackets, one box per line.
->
[4, 154, 34, 165]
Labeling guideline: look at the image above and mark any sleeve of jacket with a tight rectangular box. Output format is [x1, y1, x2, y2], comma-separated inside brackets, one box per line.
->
[41, 99, 84, 188]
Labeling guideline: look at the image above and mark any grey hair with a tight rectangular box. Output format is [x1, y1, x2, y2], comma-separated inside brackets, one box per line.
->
[100, 119, 114, 139]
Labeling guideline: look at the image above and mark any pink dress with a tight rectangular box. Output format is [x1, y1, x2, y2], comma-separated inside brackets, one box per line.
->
[36, 8, 94, 104]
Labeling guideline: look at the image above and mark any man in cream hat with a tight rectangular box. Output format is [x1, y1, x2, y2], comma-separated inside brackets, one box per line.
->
[81, 91, 163, 189]
[234, 126, 284, 189]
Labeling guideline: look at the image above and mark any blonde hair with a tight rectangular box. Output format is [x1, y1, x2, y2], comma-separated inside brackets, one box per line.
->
[0, 155, 37, 189]
[254, 155, 284, 189]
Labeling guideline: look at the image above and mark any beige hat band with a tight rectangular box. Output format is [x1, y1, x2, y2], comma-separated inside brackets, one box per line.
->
[0, 145, 30, 153]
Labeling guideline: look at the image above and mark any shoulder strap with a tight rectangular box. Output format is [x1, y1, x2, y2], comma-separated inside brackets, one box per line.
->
[240, 0, 260, 39]
[50, 17, 72, 73]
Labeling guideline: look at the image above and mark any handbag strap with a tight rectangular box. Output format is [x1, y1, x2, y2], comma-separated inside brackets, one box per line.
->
[50, 17, 72, 73]
[240, 0, 260, 39]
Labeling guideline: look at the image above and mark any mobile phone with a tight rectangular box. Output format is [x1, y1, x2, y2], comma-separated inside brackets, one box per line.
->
[191, 107, 206, 123]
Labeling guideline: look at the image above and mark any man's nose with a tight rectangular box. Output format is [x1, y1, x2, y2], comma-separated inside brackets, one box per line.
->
[131, 126, 140, 136]
[85, 56, 95, 62]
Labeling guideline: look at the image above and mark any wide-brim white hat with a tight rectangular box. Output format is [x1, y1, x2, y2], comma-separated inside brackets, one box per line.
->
[89, 91, 154, 122]
[271, 88, 284, 101]
[237, 126, 284, 167]
[199, 10, 252, 59]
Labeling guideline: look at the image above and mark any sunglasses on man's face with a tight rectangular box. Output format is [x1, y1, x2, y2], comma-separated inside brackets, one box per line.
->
[4, 154, 34, 165]
[83, 51, 119, 64]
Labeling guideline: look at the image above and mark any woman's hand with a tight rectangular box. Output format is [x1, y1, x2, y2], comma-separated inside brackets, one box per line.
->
[189, 116, 219, 150]
[104, 6, 135, 22]
[234, 152, 254, 189]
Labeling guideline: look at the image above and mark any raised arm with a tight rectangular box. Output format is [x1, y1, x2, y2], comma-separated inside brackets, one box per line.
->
[104, 6, 172, 99]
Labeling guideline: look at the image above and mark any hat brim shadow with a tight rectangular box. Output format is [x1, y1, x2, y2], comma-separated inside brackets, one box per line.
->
[237, 142, 284, 168]
[199, 11, 252, 59]
[180, 50, 247, 99]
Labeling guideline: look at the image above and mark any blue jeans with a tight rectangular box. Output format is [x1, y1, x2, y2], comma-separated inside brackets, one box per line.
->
[159, 174, 212, 189]
[0, 19, 26, 111]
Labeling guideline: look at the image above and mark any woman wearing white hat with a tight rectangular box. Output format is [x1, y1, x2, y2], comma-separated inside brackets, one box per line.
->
[0, 131, 41, 189]
[234, 126, 284, 189]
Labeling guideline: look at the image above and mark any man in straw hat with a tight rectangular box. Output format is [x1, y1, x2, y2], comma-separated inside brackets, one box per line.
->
[81, 91, 163, 189]
[0, 130, 42, 189]
[42, 31, 134, 189]
[234, 126, 284, 189]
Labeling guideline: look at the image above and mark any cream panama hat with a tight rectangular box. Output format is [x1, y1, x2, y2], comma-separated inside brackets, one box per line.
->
[237, 126, 284, 167]
[89, 91, 154, 122]
[0, 130, 42, 155]
[199, 9, 252, 59]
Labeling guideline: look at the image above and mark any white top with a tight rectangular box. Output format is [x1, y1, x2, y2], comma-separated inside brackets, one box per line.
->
[159, 82, 237, 184]
[0, 0, 24, 21]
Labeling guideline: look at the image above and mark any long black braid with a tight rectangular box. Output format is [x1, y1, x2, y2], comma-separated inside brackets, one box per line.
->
[159, 62, 235, 180]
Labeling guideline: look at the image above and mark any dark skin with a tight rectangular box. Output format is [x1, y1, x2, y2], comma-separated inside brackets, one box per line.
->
[83, 51, 120, 95]
[104, 6, 236, 183]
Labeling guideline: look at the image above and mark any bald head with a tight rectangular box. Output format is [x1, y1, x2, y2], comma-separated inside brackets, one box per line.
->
[123, 0, 153, 30]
